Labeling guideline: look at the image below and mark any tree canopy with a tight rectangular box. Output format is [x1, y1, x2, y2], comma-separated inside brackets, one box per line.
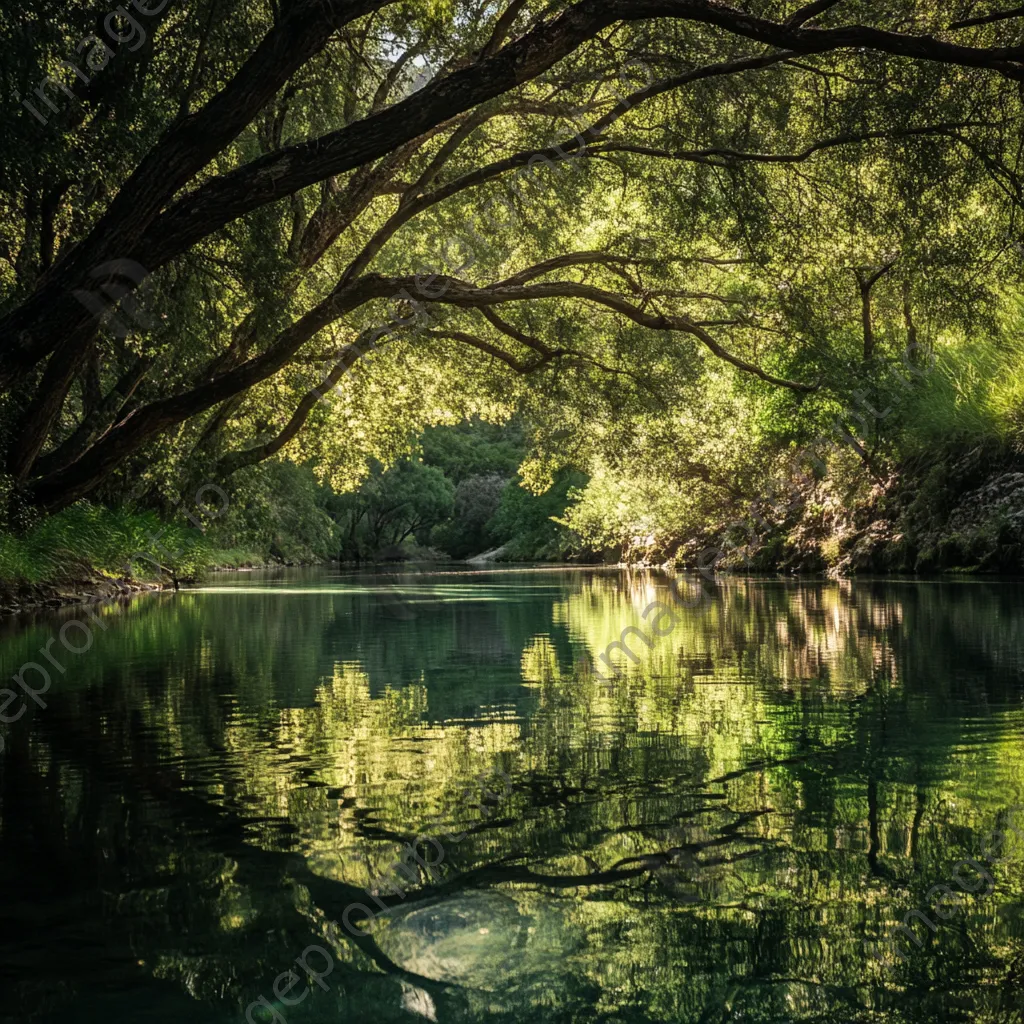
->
[2, 0, 1024, 522]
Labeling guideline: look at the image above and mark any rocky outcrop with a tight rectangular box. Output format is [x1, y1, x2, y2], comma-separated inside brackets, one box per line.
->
[910, 470, 1024, 572]
[665, 451, 1024, 577]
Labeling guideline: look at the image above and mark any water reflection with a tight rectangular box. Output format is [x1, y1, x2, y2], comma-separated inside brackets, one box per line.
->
[1, 569, 1024, 1022]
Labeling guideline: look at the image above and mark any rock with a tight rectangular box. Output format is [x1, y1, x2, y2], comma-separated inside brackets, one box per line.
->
[370, 890, 576, 992]
[466, 545, 508, 563]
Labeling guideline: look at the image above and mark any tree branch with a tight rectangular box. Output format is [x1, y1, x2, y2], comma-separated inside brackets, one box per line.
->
[6, 0, 1024, 393]
[1, 0, 395, 370]
[106, 0, 1024, 290]
[422, 328, 555, 373]
[32, 355, 153, 479]
[27, 254, 815, 507]
[854, 258, 898, 361]
[480, 0, 530, 58]
[588, 122, 999, 168]
[950, 5, 1024, 29]
[215, 343, 365, 478]
[784, 0, 844, 28]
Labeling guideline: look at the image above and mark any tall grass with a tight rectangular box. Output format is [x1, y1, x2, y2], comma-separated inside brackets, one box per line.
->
[0, 503, 215, 585]
[899, 322, 1024, 456]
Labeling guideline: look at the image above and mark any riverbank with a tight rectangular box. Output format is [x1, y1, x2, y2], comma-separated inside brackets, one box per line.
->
[0, 500, 336, 615]
[609, 447, 1024, 579]
[0, 572, 171, 616]
[0, 550, 344, 615]
[6, 445, 1024, 615]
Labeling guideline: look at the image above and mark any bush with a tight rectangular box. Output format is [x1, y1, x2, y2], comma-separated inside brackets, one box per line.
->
[210, 460, 340, 562]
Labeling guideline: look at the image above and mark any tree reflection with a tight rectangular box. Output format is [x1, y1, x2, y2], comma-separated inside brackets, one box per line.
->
[1, 571, 1024, 1022]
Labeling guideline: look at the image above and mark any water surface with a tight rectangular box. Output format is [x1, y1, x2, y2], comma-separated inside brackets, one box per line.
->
[2, 567, 1024, 1022]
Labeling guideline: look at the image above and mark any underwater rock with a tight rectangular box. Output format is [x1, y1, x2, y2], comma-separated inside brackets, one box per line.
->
[370, 889, 574, 991]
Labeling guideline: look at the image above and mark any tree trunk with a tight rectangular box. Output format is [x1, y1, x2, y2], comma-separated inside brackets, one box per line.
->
[854, 260, 895, 362]
[901, 279, 920, 365]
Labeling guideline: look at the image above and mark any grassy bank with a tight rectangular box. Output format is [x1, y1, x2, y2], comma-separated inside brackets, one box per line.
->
[0, 505, 218, 584]
[0, 504, 270, 612]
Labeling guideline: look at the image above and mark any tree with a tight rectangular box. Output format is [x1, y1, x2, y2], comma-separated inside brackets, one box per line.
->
[2, 0, 1024, 516]
[333, 458, 454, 555]
[488, 469, 586, 559]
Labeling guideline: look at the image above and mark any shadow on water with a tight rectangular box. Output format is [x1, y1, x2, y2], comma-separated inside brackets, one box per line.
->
[2, 567, 1024, 1022]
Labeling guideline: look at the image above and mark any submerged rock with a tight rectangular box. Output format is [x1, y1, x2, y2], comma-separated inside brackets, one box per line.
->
[370, 890, 574, 991]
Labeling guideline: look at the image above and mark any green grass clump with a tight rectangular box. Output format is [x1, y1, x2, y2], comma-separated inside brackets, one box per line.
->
[0, 503, 214, 586]
[206, 547, 267, 569]
[898, 307, 1024, 458]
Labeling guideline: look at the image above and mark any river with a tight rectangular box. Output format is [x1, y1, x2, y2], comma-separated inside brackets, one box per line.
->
[1, 567, 1023, 1022]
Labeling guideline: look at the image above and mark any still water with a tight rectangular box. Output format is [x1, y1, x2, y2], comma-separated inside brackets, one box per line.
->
[1, 567, 1024, 1023]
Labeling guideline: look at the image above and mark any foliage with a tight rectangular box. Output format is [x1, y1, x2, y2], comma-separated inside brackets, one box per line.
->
[329, 421, 585, 561]
[431, 472, 508, 558]
[420, 419, 525, 484]
[895, 311, 1024, 456]
[3, 2, 1024, 571]
[2, 0, 1024, 534]
[488, 469, 587, 560]
[0, 502, 213, 583]
[209, 460, 340, 563]
[333, 458, 455, 558]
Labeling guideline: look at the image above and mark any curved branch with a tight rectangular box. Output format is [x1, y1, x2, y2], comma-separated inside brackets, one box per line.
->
[369, 43, 422, 113]
[588, 121, 1001, 168]
[0, 0, 393, 371]
[402, 274, 818, 392]
[31, 355, 153, 479]
[480, 0, 531, 58]
[334, 65, 969, 297]
[215, 338, 371, 478]
[30, 251, 818, 508]
[423, 324, 668, 404]
[334, 50, 800, 286]
[478, 306, 555, 355]
[950, 5, 1024, 29]
[6, 0, 1024, 390]
[422, 328, 556, 373]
